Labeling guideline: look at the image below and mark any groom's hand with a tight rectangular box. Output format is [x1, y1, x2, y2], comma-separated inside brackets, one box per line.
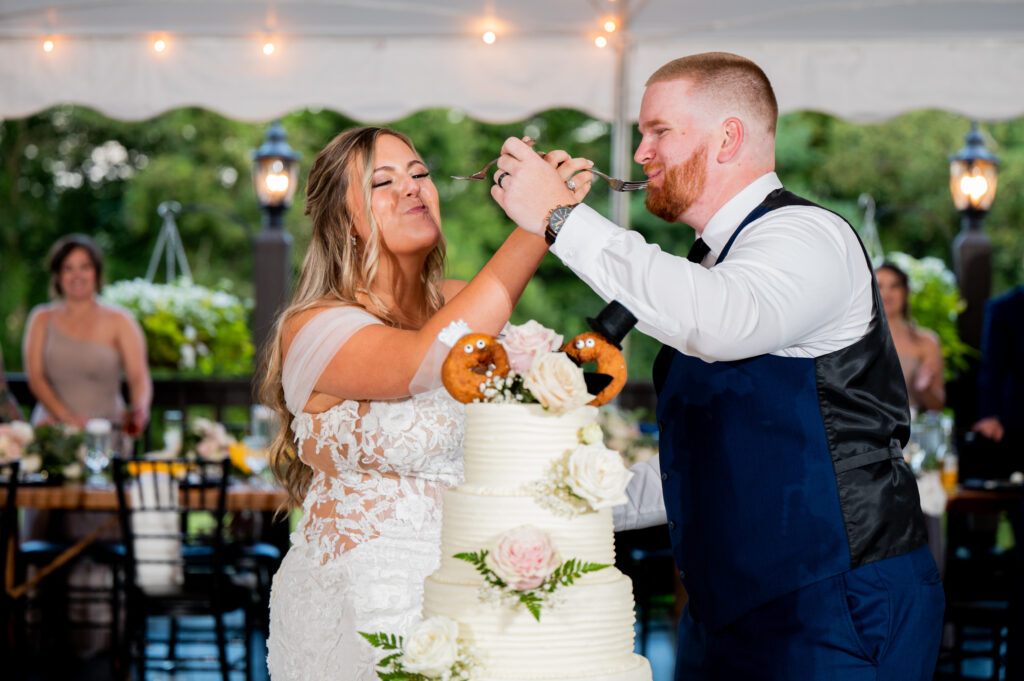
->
[490, 137, 592, 239]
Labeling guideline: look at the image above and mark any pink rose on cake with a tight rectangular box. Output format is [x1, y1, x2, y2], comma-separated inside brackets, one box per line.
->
[523, 353, 593, 411]
[485, 525, 561, 591]
[566, 443, 633, 509]
[500, 321, 564, 373]
[400, 616, 461, 677]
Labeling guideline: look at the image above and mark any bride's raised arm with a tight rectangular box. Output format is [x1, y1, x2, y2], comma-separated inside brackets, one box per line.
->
[276, 131, 591, 404]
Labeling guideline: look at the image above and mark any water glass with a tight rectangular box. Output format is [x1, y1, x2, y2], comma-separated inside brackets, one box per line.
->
[84, 418, 112, 486]
[250, 404, 276, 449]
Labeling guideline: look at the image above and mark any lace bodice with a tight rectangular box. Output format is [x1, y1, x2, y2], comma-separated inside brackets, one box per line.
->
[291, 387, 465, 564]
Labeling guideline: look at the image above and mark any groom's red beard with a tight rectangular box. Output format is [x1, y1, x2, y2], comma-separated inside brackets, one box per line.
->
[644, 144, 708, 223]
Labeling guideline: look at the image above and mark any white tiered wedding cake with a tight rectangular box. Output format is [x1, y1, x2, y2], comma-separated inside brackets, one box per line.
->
[421, 401, 652, 680]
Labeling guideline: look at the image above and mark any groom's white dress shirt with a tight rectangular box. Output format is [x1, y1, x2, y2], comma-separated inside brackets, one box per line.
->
[549, 172, 876, 531]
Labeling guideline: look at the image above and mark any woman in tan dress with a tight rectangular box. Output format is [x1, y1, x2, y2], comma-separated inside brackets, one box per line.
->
[22, 234, 151, 436]
[876, 262, 945, 414]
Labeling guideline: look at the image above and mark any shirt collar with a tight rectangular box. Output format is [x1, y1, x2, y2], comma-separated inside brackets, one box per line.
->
[699, 172, 783, 260]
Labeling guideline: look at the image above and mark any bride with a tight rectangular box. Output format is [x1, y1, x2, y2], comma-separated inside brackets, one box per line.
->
[261, 126, 591, 680]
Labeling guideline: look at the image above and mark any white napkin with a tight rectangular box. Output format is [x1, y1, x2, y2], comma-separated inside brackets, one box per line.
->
[916, 471, 948, 518]
[130, 471, 183, 588]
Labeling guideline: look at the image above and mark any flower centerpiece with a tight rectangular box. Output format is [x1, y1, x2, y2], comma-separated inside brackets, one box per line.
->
[0, 421, 35, 465]
[360, 616, 478, 681]
[0, 421, 86, 480]
[454, 525, 610, 621]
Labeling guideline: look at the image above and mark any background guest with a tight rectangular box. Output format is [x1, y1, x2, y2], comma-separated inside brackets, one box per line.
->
[22, 233, 151, 441]
[0, 342, 22, 422]
[877, 262, 945, 414]
[972, 258, 1024, 456]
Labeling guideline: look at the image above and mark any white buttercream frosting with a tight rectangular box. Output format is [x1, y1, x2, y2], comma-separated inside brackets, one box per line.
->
[423, 402, 651, 680]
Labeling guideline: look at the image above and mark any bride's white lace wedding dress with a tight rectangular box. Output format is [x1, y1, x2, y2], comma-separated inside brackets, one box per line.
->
[266, 306, 465, 681]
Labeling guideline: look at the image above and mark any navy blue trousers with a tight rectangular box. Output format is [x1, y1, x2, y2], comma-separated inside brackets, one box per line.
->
[674, 546, 945, 680]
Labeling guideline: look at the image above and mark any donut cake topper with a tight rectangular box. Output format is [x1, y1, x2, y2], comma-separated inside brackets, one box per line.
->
[440, 307, 638, 408]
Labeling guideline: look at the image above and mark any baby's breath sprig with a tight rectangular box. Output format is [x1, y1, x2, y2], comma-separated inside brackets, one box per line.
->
[473, 370, 540, 405]
[529, 450, 593, 519]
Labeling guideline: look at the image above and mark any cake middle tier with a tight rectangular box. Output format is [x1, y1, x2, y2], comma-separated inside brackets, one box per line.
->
[462, 402, 599, 488]
[436, 488, 617, 581]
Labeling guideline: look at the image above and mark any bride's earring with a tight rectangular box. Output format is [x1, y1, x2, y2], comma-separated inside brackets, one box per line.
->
[350, 234, 357, 246]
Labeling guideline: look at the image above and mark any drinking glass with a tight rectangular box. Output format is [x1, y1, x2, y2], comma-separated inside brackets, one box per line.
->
[84, 418, 112, 486]
[250, 404, 276, 449]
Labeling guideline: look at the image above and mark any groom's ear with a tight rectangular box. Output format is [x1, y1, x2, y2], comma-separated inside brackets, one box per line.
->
[716, 117, 744, 164]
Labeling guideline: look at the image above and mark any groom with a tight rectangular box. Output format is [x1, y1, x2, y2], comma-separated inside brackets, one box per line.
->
[490, 52, 944, 680]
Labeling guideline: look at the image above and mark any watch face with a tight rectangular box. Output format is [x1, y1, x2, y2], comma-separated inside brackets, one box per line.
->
[550, 205, 573, 232]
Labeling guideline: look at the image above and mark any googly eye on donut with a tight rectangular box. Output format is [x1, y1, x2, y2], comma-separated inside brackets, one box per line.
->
[559, 331, 627, 407]
[441, 333, 511, 403]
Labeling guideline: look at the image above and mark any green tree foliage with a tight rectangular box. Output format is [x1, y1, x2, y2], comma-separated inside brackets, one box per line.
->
[2, 106, 1022, 382]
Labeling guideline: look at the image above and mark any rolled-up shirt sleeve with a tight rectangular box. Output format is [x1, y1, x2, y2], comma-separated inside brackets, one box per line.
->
[613, 456, 668, 532]
[550, 203, 869, 362]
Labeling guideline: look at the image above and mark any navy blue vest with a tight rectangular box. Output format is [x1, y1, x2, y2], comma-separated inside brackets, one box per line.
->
[654, 188, 927, 631]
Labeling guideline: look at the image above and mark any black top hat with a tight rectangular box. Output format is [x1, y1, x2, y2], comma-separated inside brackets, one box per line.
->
[586, 300, 638, 350]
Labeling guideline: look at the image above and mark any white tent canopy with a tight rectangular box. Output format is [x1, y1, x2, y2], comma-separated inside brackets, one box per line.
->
[2, 0, 1024, 125]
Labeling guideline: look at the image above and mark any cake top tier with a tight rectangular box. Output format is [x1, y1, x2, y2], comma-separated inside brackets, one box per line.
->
[462, 402, 599, 490]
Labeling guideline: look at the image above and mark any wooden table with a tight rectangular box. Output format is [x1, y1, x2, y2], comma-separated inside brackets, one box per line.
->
[1, 482, 288, 511]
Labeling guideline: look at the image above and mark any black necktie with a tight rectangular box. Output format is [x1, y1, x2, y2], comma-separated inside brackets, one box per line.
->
[687, 238, 711, 264]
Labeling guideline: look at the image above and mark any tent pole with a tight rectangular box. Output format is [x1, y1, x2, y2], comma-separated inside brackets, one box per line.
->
[610, 1, 633, 232]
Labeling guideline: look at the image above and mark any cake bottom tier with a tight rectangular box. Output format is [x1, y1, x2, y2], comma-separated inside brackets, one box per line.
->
[423, 572, 651, 680]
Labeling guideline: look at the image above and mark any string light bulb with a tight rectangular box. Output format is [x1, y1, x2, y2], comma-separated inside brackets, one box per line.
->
[263, 42, 275, 55]
[42, 39, 54, 52]
[604, 20, 617, 32]
[482, 30, 496, 44]
[153, 38, 167, 53]
[595, 35, 608, 48]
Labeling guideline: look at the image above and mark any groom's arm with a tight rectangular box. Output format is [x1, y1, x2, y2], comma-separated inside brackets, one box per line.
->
[613, 456, 668, 532]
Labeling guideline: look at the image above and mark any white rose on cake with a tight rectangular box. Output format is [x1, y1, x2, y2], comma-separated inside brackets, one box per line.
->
[566, 443, 633, 509]
[500, 321, 564, 373]
[523, 352, 593, 411]
[401, 616, 460, 677]
[485, 525, 561, 591]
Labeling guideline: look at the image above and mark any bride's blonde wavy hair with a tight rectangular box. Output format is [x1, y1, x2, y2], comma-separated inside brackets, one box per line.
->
[259, 126, 447, 509]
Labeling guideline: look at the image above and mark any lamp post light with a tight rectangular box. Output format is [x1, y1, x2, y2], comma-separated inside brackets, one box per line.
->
[252, 120, 300, 355]
[949, 121, 999, 350]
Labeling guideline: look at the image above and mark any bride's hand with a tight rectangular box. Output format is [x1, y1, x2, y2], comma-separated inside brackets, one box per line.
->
[541, 150, 594, 203]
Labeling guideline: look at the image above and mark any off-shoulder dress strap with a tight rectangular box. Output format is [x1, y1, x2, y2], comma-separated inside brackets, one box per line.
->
[282, 305, 383, 415]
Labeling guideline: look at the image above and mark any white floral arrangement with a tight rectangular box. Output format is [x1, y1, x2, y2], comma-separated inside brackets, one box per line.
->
[0, 420, 35, 464]
[101, 277, 253, 375]
[360, 616, 478, 681]
[529, 426, 633, 518]
[475, 321, 594, 412]
[0, 421, 85, 479]
[455, 525, 610, 621]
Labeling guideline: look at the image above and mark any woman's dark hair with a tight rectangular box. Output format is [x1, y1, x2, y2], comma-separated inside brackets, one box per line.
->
[46, 234, 104, 298]
[877, 261, 910, 319]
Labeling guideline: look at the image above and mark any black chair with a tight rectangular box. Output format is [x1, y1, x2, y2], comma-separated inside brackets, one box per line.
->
[941, 490, 1023, 680]
[1, 460, 23, 676]
[111, 456, 252, 681]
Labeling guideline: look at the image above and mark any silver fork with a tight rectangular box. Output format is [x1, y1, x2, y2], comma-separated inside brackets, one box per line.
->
[451, 139, 538, 181]
[584, 168, 649, 192]
[450, 156, 503, 181]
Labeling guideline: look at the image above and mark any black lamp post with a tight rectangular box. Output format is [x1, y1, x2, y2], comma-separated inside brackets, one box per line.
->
[949, 121, 999, 350]
[252, 120, 300, 356]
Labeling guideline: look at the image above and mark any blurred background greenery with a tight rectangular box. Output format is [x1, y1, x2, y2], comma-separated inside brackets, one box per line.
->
[2, 106, 1022, 379]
